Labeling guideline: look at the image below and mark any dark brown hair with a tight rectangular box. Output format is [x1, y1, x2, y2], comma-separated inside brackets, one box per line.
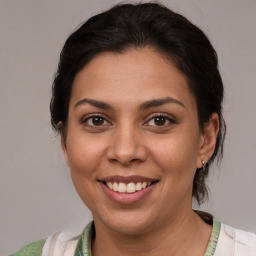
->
[50, 2, 226, 204]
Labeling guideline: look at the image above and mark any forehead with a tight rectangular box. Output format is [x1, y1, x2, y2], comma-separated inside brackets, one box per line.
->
[70, 48, 196, 110]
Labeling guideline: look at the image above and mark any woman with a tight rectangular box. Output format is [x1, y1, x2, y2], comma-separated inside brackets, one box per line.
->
[11, 2, 256, 256]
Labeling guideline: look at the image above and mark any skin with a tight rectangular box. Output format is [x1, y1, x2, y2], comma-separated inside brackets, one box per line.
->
[62, 47, 219, 256]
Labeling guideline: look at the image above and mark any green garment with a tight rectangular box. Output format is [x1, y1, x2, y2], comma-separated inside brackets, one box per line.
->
[10, 239, 45, 256]
[10, 218, 221, 256]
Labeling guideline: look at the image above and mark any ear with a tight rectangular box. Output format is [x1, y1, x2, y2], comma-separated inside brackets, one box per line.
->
[197, 113, 219, 168]
[58, 121, 69, 167]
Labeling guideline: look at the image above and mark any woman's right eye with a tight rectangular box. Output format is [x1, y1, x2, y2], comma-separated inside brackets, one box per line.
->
[83, 116, 110, 127]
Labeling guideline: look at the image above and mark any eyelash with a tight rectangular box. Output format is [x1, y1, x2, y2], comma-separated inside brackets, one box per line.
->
[80, 113, 176, 128]
[145, 113, 176, 127]
[81, 114, 111, 127]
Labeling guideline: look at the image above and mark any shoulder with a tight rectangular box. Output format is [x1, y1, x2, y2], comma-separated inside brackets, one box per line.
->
[41, 230, 80, 256]
[215, 223, 256, 255]
[9, 222, 92, 256]
[42, 222, 93, 256]
[9, 232, 80, 256]
[9, 239, 46, 256]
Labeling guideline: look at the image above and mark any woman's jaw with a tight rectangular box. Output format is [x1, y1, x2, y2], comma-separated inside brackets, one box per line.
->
[77, 170, 196, 237]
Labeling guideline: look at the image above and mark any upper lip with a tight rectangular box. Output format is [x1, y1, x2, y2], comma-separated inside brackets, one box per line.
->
[98, 175, 159, 183]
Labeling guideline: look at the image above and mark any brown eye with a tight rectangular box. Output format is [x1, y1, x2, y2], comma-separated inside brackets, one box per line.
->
[91, 116, 104, 126]
[84, 116, 110, 126]
[146, 114, 175, 127]
[154, 116, 167, 126]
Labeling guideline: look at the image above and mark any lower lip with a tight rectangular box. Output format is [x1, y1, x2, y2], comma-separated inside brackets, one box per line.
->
[100, 182, 157, 204]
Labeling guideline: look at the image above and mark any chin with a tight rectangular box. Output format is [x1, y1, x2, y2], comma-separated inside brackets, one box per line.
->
[93, 209, 161, 236]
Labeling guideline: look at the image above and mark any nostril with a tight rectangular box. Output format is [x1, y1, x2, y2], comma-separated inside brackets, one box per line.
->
[108, 157, 144, 166]
[106, 132, 147, 164]
[107, 148, 148, 165]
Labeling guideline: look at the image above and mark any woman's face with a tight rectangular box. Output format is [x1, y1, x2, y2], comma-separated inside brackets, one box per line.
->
[62, 48, 210, 235]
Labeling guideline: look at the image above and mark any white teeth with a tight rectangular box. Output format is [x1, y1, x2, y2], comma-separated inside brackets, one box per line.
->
[105, 181, 153, 193]
[142, 182, 147, 188]
[113, 182, 119, 191]
[127, 182, 136, 193]
[135, 182, 142, 191]
[106, 182, 113, 189]
[118, 182, 126, 193]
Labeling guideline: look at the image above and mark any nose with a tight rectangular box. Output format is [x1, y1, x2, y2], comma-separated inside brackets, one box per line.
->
[106, 124, 147, 165]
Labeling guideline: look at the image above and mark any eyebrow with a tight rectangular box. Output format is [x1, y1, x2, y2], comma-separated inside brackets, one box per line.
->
[74, 96, 185, 111]
[74, 98, 113, 110]
[138, 97, 185, 111]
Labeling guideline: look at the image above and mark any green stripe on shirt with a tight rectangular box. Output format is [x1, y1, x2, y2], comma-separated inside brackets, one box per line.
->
[9, 239, 45, 256]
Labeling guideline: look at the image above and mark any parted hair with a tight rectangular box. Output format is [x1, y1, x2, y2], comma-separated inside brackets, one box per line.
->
[50, 2, 226, 204]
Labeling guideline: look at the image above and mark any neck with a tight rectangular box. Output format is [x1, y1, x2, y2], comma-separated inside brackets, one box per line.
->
[92, 210, 212, 256]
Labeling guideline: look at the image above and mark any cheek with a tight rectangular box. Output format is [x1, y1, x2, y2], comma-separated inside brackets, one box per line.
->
[152, 135, 199, 164]
[65, 135, 106, 208]
[66, 134, 106, 177]
[149, 130, 200, 180]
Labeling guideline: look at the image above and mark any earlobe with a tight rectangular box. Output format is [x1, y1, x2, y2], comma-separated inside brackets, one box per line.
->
[197, 113, 219, 168]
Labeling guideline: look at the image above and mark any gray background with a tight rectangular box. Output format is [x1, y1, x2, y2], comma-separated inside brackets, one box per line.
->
[0, 0, 255, 254]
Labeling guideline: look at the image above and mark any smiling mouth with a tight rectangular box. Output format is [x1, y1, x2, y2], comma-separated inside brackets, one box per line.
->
[101, 180, 158, 193]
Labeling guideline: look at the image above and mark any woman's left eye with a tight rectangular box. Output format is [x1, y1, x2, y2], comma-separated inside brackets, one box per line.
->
[146, 115, 175, 127]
